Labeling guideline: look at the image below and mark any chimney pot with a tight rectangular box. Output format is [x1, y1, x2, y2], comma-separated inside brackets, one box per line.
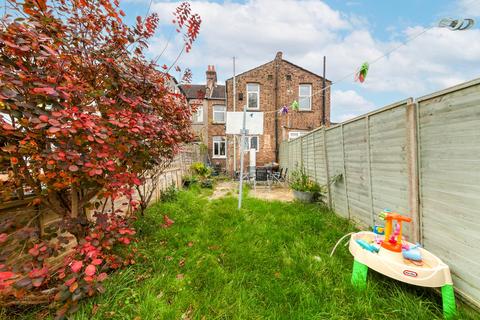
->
[275, 51, 283, 60]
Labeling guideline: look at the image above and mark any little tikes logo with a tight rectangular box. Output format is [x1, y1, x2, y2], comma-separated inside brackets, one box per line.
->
[403, 270, 418, 277]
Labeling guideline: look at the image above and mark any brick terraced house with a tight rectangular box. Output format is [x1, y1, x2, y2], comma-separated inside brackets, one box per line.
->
[224, 51, 331, 173]
[182, 52, 331, 174]
[180, 66, 226, 164]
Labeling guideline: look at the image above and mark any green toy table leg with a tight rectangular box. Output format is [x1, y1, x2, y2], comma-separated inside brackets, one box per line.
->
[441, 284, 456, 319]
[351, 260, 368, 289]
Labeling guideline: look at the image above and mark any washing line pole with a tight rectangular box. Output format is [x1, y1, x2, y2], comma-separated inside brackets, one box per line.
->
[238, 105, 247, 209]
[233, 57, 237, 174]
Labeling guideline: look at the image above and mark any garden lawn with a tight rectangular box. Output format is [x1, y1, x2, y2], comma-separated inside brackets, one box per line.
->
[26, 187, 479, 319]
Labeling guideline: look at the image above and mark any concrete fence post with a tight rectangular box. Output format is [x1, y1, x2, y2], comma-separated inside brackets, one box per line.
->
[322, 128, 332, 208]
[406, 98, 420, 243]
[341, 124, 350, 219]
[365, 116, 375, 226]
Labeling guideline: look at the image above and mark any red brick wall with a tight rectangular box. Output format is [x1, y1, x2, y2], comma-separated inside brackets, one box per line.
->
[206, 99, 228, 169]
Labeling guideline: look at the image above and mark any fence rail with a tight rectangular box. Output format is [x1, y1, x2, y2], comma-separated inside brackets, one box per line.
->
[279, 77, 480, 307]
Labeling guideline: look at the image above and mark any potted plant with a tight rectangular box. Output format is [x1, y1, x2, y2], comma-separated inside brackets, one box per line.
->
[289, 167, 323, 203]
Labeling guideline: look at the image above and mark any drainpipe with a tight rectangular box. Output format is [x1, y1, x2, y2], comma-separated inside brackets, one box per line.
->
[274, 55, 280, 163]
[322, 56, 326, 126]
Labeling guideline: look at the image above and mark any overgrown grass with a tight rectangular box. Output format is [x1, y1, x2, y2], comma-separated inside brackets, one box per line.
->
[17, 186, 478, 319]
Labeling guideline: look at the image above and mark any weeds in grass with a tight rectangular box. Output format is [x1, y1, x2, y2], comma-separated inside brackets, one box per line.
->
[18, 188, 479, 319]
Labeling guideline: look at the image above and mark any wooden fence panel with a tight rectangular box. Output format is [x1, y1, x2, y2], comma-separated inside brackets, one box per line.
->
[343, 119, 370, 226]
[369, 104, 410, 231]
[312, 130, 328, 186]
[303, 133, 316, 180]
[418, 80, 480, 304]
[325, 127, 348, 217]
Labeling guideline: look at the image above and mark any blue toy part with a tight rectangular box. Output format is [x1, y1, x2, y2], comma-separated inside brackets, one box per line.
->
[356, 239, 379, 253]
[373, 225, 385, 235]
[402, 243, 423, 261]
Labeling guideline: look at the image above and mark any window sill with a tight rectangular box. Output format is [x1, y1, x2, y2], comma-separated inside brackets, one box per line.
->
[212, 122, 226, 125]
[212, 156, 227, 159]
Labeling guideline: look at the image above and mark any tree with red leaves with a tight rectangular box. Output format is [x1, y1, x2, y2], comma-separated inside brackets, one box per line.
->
[0, 0, 201, 316]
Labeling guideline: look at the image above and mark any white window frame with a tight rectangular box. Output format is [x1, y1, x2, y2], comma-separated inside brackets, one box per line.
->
[246, 83, 260, 110]
[212, 136, 227, 159]
[192, 105, 203, 123]
[298, 84, 312, 111]
[212, 105, 226, 124]
[244, 136, 260, 152]
[288, 131, 307, 140]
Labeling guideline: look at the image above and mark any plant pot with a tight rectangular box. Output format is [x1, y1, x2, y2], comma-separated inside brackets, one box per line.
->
[293, 190, 314, 203]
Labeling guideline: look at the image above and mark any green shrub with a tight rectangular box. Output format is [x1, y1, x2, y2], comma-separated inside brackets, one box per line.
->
[289, 167, 323, 193]
[182, 174, 199, 188]
[160, 183, 178, 202]
[201, 179, 213, 189]
[190, 162, 211, 177]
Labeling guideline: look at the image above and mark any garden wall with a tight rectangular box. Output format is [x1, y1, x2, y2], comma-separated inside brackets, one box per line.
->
[279, 78, 480, 307]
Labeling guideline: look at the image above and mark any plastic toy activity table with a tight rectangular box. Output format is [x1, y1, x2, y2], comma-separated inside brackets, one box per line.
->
[349, 211, 456, 319]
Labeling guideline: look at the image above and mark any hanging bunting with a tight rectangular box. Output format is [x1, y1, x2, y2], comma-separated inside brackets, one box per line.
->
[280, 105, 289, 115]
[291, 100, 299, 111]
[355, 62, 369, 83]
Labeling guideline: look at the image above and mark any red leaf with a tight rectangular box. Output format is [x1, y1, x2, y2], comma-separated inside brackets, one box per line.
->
[85, 264, 96, 276]
[2, 123, 15, 130]
[132, 177, 141, 186]
[39, 115, 49, 122]
[32, 87, 57, 95]
[28, 247, 39, 257]
[163, 215, 174, 228]
[32, 277, 44, 287]
[97, 272, 108, 282]
[92, 258, 102, 266]
[64, 277, 76, 286]
[69, 165, 79, 172]
[70, 260, 83, 273]
[10, 157, 18, 165]
[0, 233, 7, 243]
[0, 271, 15, 281]
[84, 275, 94, 282]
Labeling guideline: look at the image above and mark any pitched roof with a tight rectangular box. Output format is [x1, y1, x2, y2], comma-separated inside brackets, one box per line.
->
[179, 84, 226, 100]
[225, 57, 331, 83]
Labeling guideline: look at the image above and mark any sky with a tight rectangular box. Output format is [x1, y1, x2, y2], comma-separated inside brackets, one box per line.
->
[121, 0, 480, 122]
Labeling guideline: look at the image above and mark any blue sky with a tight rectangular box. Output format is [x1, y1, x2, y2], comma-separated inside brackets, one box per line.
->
[121, 0, 480, 122]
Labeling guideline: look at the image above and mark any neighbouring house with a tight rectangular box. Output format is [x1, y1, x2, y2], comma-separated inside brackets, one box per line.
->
[222, 51, 331, 173]
[180, 66, 226, 166]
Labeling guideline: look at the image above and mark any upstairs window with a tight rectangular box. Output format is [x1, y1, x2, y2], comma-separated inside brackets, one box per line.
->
[299, 84, 312, 111]
[213, 105, 226, 123]
[213, 136, 226, 158]
[247, 83, 260, 110]
[192, 105, 203, 123]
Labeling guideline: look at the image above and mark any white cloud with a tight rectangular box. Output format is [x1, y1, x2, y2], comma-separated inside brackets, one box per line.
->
[458, 0, 480, 16]
[331, 89, 375, 123]
[147, 0, 480, 122]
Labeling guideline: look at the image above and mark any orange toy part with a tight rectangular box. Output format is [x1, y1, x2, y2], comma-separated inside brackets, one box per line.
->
[381, 213, 412, 252]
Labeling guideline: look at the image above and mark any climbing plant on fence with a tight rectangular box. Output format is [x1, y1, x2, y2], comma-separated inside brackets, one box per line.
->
[0, 0, 200, 317]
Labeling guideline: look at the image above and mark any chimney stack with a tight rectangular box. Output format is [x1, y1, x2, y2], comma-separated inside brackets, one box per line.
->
[206, 65, 217, 98]
[275, 51, 283, 61]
